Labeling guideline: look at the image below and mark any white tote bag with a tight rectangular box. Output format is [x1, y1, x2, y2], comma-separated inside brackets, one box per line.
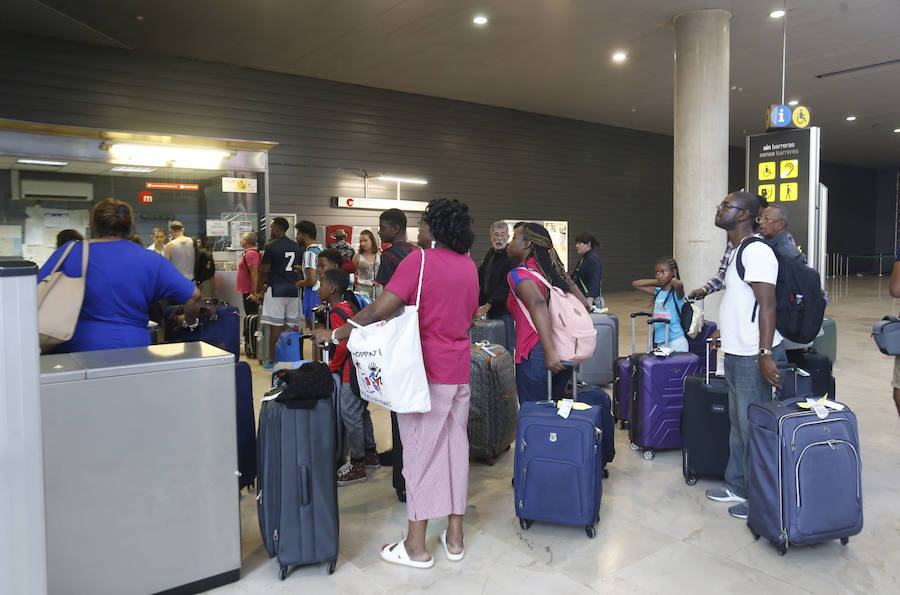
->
[346, 249, 431, 413]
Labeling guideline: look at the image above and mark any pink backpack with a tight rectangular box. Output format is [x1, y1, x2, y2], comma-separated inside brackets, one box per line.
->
[513, 267, 597, 363]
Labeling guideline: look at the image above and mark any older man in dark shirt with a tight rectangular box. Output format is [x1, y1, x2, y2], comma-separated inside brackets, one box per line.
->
[757, 205, 806, 264]
[477, 221, 516, 351]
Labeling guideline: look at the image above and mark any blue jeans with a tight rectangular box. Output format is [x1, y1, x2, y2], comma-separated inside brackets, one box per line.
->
[339, 382, 375, 460]
[724, 342, 787, 499]
[515, 341, 572, 404]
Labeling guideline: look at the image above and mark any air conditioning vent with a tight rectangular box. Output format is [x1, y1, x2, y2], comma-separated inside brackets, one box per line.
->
[17, 179, 94, 202]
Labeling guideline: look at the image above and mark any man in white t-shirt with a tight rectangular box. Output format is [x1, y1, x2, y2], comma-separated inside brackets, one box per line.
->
[164, 221, 195, 281]
[705, 191, 787, 520]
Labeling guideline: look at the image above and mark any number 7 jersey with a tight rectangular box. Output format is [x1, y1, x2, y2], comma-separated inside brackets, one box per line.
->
[261, 235, 302, 297]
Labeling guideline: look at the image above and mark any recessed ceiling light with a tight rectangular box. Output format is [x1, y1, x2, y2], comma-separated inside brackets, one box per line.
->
[894, 128, 900, 133]
[378, 176, 428, 185]
[788, 100, 799, 106]
[111, 166, 157, 173]
[612, 51, 627, 63]
[770, 10, 786, 18]
[846, 116, 857, 121]
[17, 158, 68, 166]
[473, 15, 488, 25]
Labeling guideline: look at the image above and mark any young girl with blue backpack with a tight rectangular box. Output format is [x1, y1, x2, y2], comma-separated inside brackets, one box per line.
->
[632, 257, 689, 352]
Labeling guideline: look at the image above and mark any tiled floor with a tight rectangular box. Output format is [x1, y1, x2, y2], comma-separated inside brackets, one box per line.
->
[212, 275, 900, 593]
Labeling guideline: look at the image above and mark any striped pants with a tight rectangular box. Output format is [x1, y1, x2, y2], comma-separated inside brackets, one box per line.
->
[397, 382, 471, 521]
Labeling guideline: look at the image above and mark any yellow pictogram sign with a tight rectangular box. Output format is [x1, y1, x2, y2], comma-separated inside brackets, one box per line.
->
[792, 106, 810, 128]
[780, 159, 799, 179]
[780, 182, 798, 202]
[758, 184, 776, 202]
[758, 161, 776, 181]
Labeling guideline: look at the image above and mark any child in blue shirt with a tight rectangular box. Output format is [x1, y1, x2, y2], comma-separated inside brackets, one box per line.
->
[632, 257, 688, 352]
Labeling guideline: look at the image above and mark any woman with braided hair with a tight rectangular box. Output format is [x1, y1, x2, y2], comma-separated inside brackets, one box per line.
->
[506, 222, 592, 403]
[632, 256, 689, 352]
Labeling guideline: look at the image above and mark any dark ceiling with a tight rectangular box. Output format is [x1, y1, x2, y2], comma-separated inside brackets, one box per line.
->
[2, 0, 899, 168]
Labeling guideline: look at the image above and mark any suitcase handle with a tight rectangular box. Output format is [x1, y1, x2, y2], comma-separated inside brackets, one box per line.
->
[705, 337, 713, 384]
[546, 361, 577, 401]
[647, 317, 670, 351]
[300, 463, 311, 506]
[629, 312, 652, 353]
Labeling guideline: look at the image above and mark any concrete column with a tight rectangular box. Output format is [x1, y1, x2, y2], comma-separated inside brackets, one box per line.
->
[673, 9, 731, 320]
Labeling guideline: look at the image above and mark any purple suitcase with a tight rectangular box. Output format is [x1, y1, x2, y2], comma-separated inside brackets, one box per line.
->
[613, 312, 652, 427]
[628, 318, 701, 459]
[687, 320, 717, 373]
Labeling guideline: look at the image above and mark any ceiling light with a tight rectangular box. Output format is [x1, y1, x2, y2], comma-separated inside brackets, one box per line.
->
[769, 10, 786, 18]
[894, 128, 900, 133]
[846, 116, 856, 121]
[788, 100, 799, 106]
[107, 143, 231, 169]
[378, 176, 428, 185]
[612, 51, 627, 63]
[17, 158, 68, 166]
[473, 16, 488, 25]
[110, 165, 156, 173]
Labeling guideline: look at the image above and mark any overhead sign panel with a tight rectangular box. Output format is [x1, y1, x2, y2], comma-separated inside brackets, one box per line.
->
[333, 196, 427, 212]
[145, 182, 199, 190]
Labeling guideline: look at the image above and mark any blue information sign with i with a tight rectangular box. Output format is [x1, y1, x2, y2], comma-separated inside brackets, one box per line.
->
[768, 104, 793, 128]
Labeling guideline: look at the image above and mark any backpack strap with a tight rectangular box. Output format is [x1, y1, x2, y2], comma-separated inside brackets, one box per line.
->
[734, 236, 766, 282]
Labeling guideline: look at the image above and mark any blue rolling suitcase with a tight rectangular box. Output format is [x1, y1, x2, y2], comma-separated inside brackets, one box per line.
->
[514, 368, 603, 538]
[629, 318, 701, 459]
[165, 300, 241, 361]
[577, 386, 615, 474]
[235, 361, 257, 491]
[747, 397, 862, 555]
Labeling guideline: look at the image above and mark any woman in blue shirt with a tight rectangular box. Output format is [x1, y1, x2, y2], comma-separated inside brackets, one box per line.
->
[38, 198, 201, 353]
[632, 257, 688, 352]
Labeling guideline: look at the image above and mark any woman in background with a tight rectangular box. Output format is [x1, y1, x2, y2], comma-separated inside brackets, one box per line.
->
[353, 229, 381, 299]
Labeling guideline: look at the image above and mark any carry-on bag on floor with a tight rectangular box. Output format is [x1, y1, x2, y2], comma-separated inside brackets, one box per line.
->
[468, 342, 519, 464]
[778, 362, 814, 400]
[580, 312, 619, 385]
[576, 385, 615, 474]
[786, 349, 835, 398]
[257, 348, 340, 579]
[274, 330, 305, 363]
[468, 318, 506, 346]
[681, 338, 729, 485]
[257, 323, 271, 366]
[235, 361, 257, 491]
[165, 300, 241, 361]
[612, 312, 652, 427]
[514, 366, 603, 538]
[747, 397, 862, 555]
[629, 318, 701, 460]
[244, 313, 259, 359]
[812, 317, 837, 362]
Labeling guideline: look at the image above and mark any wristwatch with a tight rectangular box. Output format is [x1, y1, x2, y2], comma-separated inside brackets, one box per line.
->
[331, 328, 341, 344]
[758, 347, 773, 356]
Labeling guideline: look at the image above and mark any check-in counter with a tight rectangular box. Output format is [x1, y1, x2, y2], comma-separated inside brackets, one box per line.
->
[40, 343, 240, 595]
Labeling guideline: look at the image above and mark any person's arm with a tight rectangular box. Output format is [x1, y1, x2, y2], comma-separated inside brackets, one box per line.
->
[352, 253, 360, 268]
[164, 243, 173, 260]
[296, 267, 317, 288]
[671, 278, 685, 299]
[632, 279, 659, 295]
[182, 287, 203, 326]
[585, 257, 603, 297]
[891, 260, 900, 298]
[312, 289, 406, 346]
[689, 244, 731, 300]
[752, 281, 780, 387]
[328, 312, 350, 373]
[516, 279, 565, 372]
[256, 262, 270, 294]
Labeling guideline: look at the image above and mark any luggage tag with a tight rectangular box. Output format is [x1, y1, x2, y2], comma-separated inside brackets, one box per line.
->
[475, 341, 497, 357]
[557, 398, 574, 419]
[797, 395, 844, 418]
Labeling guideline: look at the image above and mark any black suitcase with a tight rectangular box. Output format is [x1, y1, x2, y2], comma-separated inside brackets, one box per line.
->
[391, 413, 406, 501]
[786, 349, 835, 398]
[681, 338, 730, 485]
[235, 361, 257, 491]
[256, 352, 341, 579]
[244, 313, 259, 359]
[468, 319, 506, 345]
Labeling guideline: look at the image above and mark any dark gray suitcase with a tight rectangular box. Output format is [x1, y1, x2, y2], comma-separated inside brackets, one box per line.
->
[469, 319, 506, 345]
[580, 312, 618, 385]
[468, 342, 518, 464]
[257, 352, 340, 579]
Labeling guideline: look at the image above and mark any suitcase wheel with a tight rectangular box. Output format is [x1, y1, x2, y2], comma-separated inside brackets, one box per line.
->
[685, 474, 697, 486]
[328, 560, 337, 574]
[776, 543, 787, 556]
[840, 537, 849, 546]
[603, 468, 609, 479]
[643, 450, 654, 461]
[750, 530, 760, 541]
[279, 565, 288, 581]
[519, 518, 532, 531]
[585, 525, 596, 539]
[630, 442, 639, 451]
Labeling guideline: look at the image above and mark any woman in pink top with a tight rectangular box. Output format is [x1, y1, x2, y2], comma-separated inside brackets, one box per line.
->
[236, 231, 261, 315]
[507, 223, 591, 403]
[315, 199, 478, 569]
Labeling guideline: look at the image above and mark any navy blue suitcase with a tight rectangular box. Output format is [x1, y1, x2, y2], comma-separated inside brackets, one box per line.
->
[165, 302, 241, 361]
[778, 363, 814, 400]
[687, 320, 717, 372]
[235, 361, 257, 491]
[514, 369, 603, 538]
[747, 397, 863, 554]
[577, 387, 615, 474]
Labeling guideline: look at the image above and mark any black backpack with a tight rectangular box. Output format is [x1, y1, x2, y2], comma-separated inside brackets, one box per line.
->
[736, 237, 825, 344]
[194, 244, 216, 284]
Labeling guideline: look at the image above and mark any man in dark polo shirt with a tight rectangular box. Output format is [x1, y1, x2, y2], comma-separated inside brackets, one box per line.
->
[254, 217, 301, 369]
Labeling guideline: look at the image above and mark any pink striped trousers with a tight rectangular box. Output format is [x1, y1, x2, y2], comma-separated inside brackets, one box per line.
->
[397, 382, 471, 521]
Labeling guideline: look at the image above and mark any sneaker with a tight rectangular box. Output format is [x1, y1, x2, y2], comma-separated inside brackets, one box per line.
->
[337, 460, 368, 486]
[705, 487, 747, 503]
[262, 362, 274, 370]
[363, 450, 381, 471]
[728, 503, 748, 519]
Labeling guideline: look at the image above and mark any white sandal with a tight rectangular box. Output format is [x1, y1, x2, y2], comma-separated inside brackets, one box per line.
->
[440, 530, 464, 561]
[380, 540, 434, 569]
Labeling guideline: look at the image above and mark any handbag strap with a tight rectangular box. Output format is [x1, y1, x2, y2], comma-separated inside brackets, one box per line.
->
[46, 241, 77, 277]
[81, 239, 90, 278]
[345, 247, 425, 329]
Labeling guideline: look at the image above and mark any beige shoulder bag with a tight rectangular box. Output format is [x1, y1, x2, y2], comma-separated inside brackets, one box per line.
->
[37, 240, 89, 353]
